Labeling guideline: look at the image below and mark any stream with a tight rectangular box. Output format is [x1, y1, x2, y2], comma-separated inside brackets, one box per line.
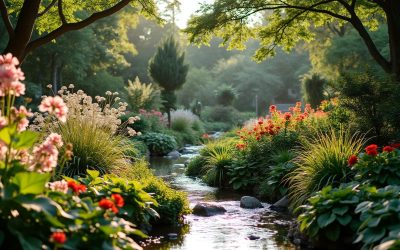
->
[142, 145, 297, 250]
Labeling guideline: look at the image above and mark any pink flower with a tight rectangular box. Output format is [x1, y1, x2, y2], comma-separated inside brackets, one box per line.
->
[0, 54, 25, 97]
[45, 133, 63, 148]
[0, 116, 7, 129]
[48, 180, 68, 193]
[39, 96, 68, 122]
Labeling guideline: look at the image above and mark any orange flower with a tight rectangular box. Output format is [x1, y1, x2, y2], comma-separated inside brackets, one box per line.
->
[283, 112, 292, 120]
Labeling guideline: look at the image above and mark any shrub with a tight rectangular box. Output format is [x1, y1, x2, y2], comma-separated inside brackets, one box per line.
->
[288, 128, 366, 207]
[215, 84, 237, 106]
[121, 110, 166, 134]
[297, 183, 363, 244]
[117, 159, 190, 225]
[138, 132, 177, 156]
[259, 150, 296, 200]
[124, 76, 162, 112]
[352, 145, 400, 187]
[355, 185, 400, 249]
[186, 156, 207, 177]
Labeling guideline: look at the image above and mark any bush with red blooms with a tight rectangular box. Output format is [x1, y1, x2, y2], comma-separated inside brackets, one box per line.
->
[236, 102, 327, 149]
[50, 232, 67, 244]
[351, 144, 400, 187]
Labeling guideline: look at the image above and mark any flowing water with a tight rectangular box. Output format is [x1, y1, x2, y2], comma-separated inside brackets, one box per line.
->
[142, 145, 297, 250]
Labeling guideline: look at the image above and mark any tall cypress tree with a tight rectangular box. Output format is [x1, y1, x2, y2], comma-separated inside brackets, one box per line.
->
[148, 36, 189, 127]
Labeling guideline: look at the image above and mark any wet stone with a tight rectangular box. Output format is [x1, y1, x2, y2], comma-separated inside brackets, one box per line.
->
[248, 235, 260, 240]
[192, 202, 227, 216]
[240, 196, 263, 209]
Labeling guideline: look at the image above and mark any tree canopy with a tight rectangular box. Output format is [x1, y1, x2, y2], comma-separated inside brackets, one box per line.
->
[0, 0, 158, 61]
[185, 0, 400, 80]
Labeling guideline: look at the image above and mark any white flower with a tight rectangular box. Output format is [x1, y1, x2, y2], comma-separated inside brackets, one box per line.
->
[68, 84, 75, 88]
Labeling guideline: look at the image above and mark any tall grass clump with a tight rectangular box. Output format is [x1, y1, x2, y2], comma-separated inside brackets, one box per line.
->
[288, 128, 367, 207]
[203, 144, 236, 187]
[169, 109, 204, 145]
[31, 87, 141, 177]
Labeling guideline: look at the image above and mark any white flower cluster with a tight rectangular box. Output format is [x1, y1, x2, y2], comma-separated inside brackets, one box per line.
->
[31, 88, 139, 136]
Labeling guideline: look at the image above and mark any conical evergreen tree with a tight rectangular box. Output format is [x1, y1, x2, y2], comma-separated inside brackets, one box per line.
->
[148, 36, 189, 127]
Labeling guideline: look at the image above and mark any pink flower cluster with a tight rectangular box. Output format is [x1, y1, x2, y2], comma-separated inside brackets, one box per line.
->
[39, 96, 68, 122]
[47, 180, 69, 193]
[0, 53, 25, 97]
[11, 106, 33, 131]
[30, 133, 63, 172]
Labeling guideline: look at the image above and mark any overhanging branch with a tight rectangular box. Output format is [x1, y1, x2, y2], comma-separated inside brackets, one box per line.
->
[37, 0, 57, 17]
[58, 0, 67, 24]
[26, 0, 132, 54]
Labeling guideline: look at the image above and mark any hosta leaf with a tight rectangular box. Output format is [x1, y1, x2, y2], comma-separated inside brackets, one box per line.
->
[332, 206, 349, 216]
[337, 214, 352, 226]
[317, 213, 336, 228]
[361, 227, 386, 244]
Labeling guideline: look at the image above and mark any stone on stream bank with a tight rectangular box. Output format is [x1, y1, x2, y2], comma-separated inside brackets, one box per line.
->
[192, 203, 227, 216]
[269, 196, 289, 212]
[240, 196, 263, 209]
[166, 151, 181, 159]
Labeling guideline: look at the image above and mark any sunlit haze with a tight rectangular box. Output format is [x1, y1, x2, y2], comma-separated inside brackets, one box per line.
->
[176, 0, 214, 28]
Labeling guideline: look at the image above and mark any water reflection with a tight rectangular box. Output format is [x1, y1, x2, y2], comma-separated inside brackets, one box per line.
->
[144, 153, 297, 250]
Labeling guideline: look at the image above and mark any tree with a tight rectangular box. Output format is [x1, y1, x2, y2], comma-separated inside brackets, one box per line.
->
[301, 73, 326, 108]
[148, 36, 189, 127]
[0, 0, 158, 62]
[185, 0, 400, 81]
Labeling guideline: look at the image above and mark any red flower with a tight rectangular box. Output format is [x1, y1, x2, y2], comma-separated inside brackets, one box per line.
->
[269, 105, 277, 113]
[99, 198, 119, 214]
[365, 144, 378, 156]
[348, 155, 358, 166]
[67, 181, 86, 194]
[283, 112, 292, 120]
[390, 143, 400, 149]
[111, 194, 125, 207]
[50, 232, 67, 244]
[202, 133, 210, 139]
[383, 146, 394, 152]
[236, 143, 246, 150]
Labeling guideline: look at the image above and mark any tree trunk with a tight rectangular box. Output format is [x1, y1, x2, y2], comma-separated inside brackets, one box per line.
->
[386, 0, 400, 82]
[167, 109, 171, 129]
[4, 0, 41, 62]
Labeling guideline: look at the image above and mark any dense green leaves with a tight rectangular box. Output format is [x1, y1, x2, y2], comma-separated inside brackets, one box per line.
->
[12, 172, 51, 195]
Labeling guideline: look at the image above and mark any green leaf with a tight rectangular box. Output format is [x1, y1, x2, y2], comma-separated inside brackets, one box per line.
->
[87, 169, 100, 179]
[13, 172, 50, 195]
[332, 206, 349, 216]
[317, 213, 336, 228]
[361, 227, 386, 244]
[0, 127, 13, 144]
[337, 214, 352, 226]
[367, 217, 381, 228]
[13, 131, 39, 149]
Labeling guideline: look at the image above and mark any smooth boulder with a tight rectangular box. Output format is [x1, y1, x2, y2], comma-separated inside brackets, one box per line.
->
[192, 203, 226, 216]
[269, 196, 290, 212]
[240, 196, 263, 209]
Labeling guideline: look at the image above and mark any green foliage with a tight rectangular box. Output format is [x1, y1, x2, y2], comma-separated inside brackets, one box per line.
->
[334, 71, 400, 143]
[78, 71, 125, 97]
[137, 132, 177, 156]
[216, 84, 237, 106]
[203, 145, 236, 188]
[78, 170, 159, 227]
[56, 119, 132, 177]
[288, 128, 366, 207]
[259, 151, 296, 200]
[125, 77, 162, 112]
[201, 105, 240, 130]
[353, 148, 400, 188]
[297, 183, 363, 244]
[301, 73, 326, 108]
[186, 156, 207, 177]
[355, 185, 400, 249]
[117, 159, 190, 225]
[169, 109, 204, 145]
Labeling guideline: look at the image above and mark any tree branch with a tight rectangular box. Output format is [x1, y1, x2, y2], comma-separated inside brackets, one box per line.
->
[26, 0, 132, 55]
[57, 0, 67, 24]
[37, 0, 57, 17]
[0, 0, 14, 37]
